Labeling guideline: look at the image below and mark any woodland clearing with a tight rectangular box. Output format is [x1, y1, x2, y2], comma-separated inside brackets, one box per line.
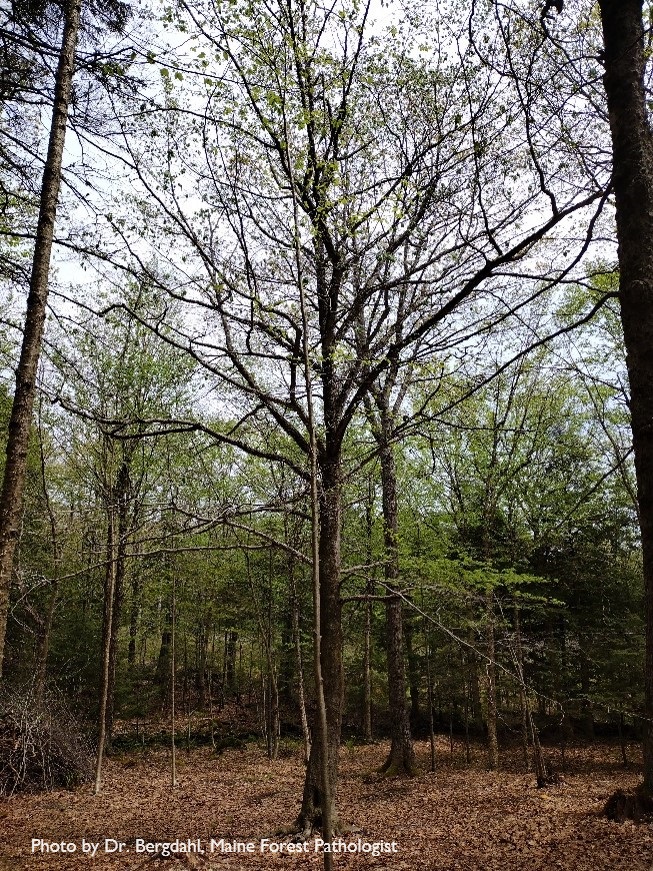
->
[0, 739, 649, 871]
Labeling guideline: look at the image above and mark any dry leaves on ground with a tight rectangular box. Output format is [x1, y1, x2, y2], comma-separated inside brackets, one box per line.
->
[0, 740, 650, 871]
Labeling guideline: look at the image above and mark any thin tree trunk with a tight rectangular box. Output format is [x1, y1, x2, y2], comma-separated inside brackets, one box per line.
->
[103, 460, 130, 746]
[579, 641, 594, 740]
[225, 630, 238, 695]
[34, 416, 59, 701]
[514, 602, 530, 771]
[485, 591, 499, 770]
[376, 412, 415, 776]
[404, 614, 421, 728]
[171, 573, 177, 788]
[468, 634, 483, 733]
[292, 581, 311, 765]
[246, 551, 280, 760]
[0, 0, 82, 676]
[94, 507, 116, 795]
[426, 637, 436, 772]
[127, 571, 141, 667]
[362, 482, 374, 742]
[196, 616, 208, 709]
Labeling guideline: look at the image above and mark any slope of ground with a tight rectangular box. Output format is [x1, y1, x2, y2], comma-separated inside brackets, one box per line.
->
[0, 740, 650, 871]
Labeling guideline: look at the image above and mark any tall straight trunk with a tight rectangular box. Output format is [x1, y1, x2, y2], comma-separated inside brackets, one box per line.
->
[597, 0, 653, 790]
[196, 618, 209, 708]
[225, 630, 238, 695]
[362, 485, 373, 742]
[34, 418, 60, 701]
[404, 615, 420, 726]
[376, 414, 415, 776]
[579, 640, 594, 740]
[468, 634, 483, 733]
[171, 573, 177, 787]
[362, 586, 373, 741]
[485, 591, 499, 770]
[0, 0, 82, 676]
[514, 603, 530, 771]
[247, 551, 280, 760]
[101, 460, 130, 746]
[298, 453, 343, 834]
[94, 507, 116, 795]
[292, 591, 311, 764]
[294, 214, 337, 862]
[104, 532, 125, 743]
[426, 637, 436, 772]
[289, 558, 311, 763]
[128, 572, 142, 667]
[34, 586, 57, 701]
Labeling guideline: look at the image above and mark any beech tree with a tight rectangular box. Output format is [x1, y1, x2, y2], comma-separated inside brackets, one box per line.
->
[77, 0, 611, 825]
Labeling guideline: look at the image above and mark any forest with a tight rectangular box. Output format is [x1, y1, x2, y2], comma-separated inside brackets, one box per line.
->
[1, 0, 653, 869]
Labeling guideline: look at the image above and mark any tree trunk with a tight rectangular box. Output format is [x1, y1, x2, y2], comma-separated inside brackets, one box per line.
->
[362, 586, 373, 742]
[292, 584, 311, 764]
[404, 614, 421, 728]
[34, 420, 60, 702]
[94, 508, 116, 795]
[0, 0, 82, 676]
[514, 603, 530, 771]
[597, 0, 653, 790]
[485, 592, 499, 770]
[171, 573, 177, 787]
[34, 584, 57, 701]
[102, 460, 130, 746]
[579, 641, 594, 740]
[298, 453, 343, 833]
[362, 485, 374, 742]
[225, 629, 238, 695]
[156, 628, 172, 691]
[196, 618, 208, 708]
[377, 426, 415, 776]
[426, 638, 436, 772]
[468, 636, 483, 734]
[127, 571, 141, 667]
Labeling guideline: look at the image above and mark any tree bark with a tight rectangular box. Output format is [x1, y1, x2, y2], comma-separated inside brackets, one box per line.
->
[485, 591, 499, 770]
[514, 603, 530, 771]
[298, 453, 343, 833]
[597, 0, 653, 791]
[34, 416, 60, 701]
[104, 460, 130, 744]
[376, 418, 415, 776]
[404, 614, 421, 727]
[293, 591, 311, 765]
[225, 629, 238, 696]
[362, 484, 374, 742]
[127, 572, 141, 667]
[94, 507, 116, 795]
[0, 0, 82, 677]
[579, 640, 594, 740]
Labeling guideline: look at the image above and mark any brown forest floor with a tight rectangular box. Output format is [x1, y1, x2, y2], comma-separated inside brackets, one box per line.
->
[1, 738, 651, 871]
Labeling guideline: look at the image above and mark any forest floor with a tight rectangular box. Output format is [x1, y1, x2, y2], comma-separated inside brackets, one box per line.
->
[0, 736, 651, 871]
